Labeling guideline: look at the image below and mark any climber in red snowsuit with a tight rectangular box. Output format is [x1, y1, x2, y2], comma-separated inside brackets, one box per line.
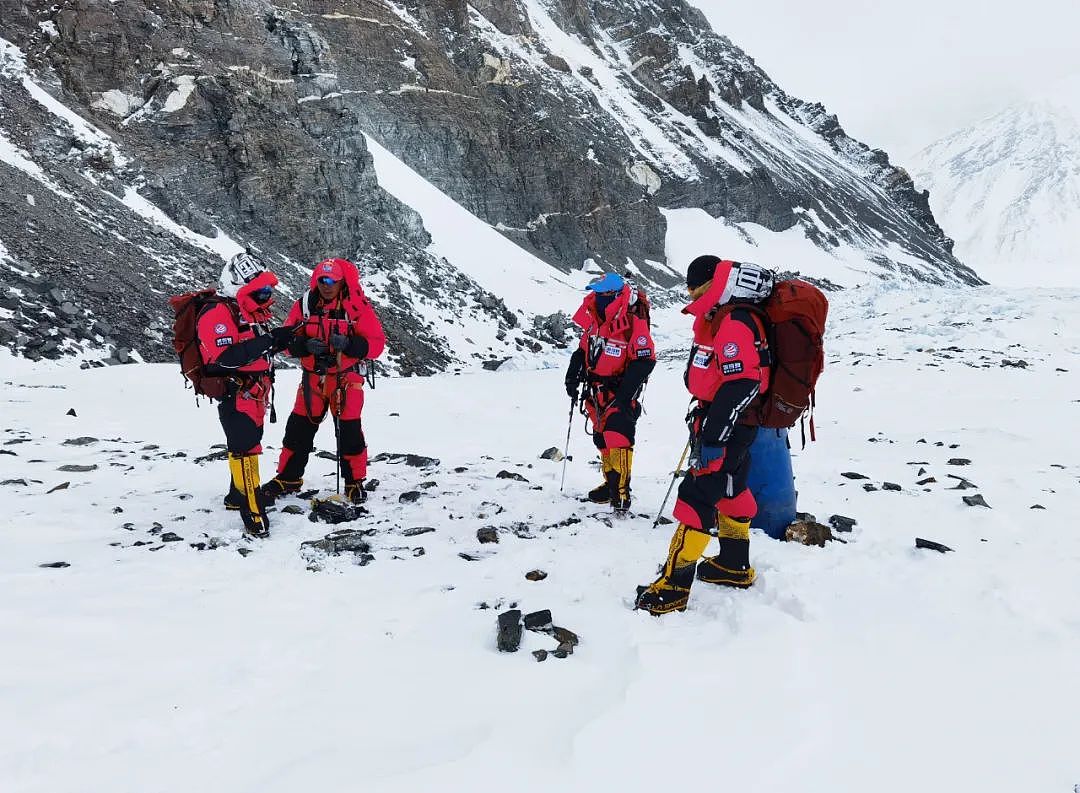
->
[197, 252, 296, 538]
[636, 257, 775, 615]
[262, 258, 386, 505]
[564, 272, 655, 514]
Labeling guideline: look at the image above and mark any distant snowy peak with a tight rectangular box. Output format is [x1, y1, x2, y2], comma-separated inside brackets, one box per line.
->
[910, 77, 1080, 286]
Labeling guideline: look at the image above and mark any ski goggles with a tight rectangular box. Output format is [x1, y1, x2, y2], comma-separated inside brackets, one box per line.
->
[317, 276, 340, 286]
[251, 287, 273, 303]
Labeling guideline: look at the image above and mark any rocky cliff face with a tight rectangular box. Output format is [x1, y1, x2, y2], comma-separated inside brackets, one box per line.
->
[0, 0, 981, 370]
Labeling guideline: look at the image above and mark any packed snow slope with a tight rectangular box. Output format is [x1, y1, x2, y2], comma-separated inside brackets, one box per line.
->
[910, 74, 1080, 287]
[2, 284, 1078, 792]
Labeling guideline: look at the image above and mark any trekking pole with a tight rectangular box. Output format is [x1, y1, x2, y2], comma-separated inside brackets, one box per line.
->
[559, 389, 578, 493]
[651, 438, 691, 528]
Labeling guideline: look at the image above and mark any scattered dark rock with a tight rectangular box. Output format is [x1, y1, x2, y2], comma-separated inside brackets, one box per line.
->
[403, 526, 436, 537]
[356, 553, 376, 566]
[399, 491, 423, 504]
[298, 489, 320, 499]
[66, 408, 77, 417]
[785, 520, 833, 547]
[916, 477, 936, 485]
[552, 647, 570, 659]
[177, 493, 193, 501]
[62, 436, 99, 446]
[1000, 359, 1028, 368]
[655, 515, 673, 525]
[497, 609, 523, 652]
[946, 475, 977, 490]
[477, 526, 499, 544]
[917, 438, 927, 444]
[1030, 504, 1046, 510]
[532, 649, 549, 662]
[39, 561, 70, 568]
[370, 452, 440, 468]
[364, 479, 380, 492]
[795, 511, 818, 523]
[863, 483, 877, 492]
[418, 480, 439, 489]
[962, 494, 991, 508]
[315, 450, 338, 461]
[553, 626, 579, 647]
[828, 515, 857, 533]
[915, 537, 953, 553]
[308, 500, 366, 525]
[411, 547, 425, 557]
[453, 466, 469, 473]
[496, 470, 529, 482]
[525, 569, 548, 581]
[458, 552, 480, 561]
[47, 482, 70, 493]
[0, 449, 16, 456]
[1, 478, 28, 486]
[133, 540, 151, 547]
[302, 528, 373, 555]
[511, 523, 536, 539]
[160, 532, 183, 542]
[882, 482, 902, 491]
[947, 458, 972, 466]
[193, 450, 229, 465]
[237, 547, 254, 557]
[539, 446, 564, 461]
[281, 505, 305, 515]
[58, 464, 97, 472]
[190, 542, 208, 550]
[841, 471, 869, 480]
[524, 610, 553, 631]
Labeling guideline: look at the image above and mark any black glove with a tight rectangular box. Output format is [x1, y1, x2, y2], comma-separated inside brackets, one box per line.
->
[269, 324, 297, 352]
[328, 332, 349, 352]
[565, 378, 580, 399]
[305, 338, 330, 356]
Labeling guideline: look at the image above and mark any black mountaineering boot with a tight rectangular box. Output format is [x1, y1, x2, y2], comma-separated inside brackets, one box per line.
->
[344, 481, 367, 505]
[260, 477, 302, 504]
[635, 563, 696, 615]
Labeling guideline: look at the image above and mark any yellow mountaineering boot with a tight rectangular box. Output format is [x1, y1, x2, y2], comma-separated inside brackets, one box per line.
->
[228, 453, 270, 539]
[587, 450, 614, 503]
[606, 446, 634, 514]
[696, 514, 756, 588]
[635, 522, 712, 615]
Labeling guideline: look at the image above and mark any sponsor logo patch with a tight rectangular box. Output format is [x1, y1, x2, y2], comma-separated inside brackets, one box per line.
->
[637, 335, 647, 346]
[636, 348, 652, 358]
[604, 344, 624, 358]
[721, 361, 744, 375]
[722, 342, 740, 359]
[215, 336, 234, 347]
[322, 263, 333, 272]
[214, 323, 228, 334]
[692, 348, 711, 369]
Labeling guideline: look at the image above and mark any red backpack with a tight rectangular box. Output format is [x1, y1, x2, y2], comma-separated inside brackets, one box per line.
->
[169, 289, 236, 400]
[746, 279, 829, 439]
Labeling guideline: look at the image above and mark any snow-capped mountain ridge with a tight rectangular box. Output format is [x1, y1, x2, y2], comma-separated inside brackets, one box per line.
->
[910, 75, 1080, 286]
[2, 0, 978, 370]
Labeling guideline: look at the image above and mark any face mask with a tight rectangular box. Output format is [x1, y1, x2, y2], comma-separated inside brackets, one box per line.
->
[594, 292, 618, 317]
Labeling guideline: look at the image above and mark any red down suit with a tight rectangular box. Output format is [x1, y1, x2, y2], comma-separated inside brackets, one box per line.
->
[274, 261, 386, 487]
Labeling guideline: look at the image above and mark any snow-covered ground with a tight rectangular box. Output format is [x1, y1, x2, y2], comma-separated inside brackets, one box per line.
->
[1, 285, 1078, 792]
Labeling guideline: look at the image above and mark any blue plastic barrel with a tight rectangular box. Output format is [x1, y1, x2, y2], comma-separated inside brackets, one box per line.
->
[746, 428, 797, 539]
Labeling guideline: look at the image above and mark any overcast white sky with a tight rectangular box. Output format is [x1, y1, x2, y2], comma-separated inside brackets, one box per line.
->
[690, 1, 1080, 158]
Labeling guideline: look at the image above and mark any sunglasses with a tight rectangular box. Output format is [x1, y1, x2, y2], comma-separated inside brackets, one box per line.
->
[318, 276, 340, 286]
[251, 287, 273, 302]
